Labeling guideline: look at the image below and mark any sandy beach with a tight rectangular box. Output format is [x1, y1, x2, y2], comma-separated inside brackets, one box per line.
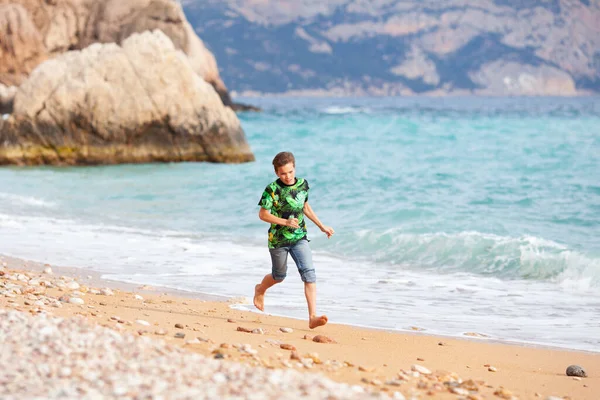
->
[1, 254, 598, 400]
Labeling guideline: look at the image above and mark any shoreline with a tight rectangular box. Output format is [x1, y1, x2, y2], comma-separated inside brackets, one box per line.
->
[1, 253, 599, 399]
[3, 252, 598, 356]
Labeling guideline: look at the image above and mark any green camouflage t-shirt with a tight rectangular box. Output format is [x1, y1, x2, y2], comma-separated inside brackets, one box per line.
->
[258, 178, 309, 248]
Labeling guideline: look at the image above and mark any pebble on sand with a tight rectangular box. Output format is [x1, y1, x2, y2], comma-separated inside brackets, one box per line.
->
[565, 365, 587, 377]
[312, 335, 336, 344]
[411, 364, 431, 375]
[68, 297, 84, 305]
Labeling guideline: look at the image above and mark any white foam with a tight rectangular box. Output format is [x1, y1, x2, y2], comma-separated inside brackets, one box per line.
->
[0, 192, 56, 208]
[321, 106, 369, 115]
[1, 212, 599, 351]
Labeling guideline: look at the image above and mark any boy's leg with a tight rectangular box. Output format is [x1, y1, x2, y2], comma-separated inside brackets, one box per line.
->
[304, 282, 328, 329]
[254, 246, 288, 311]
[253, 274, 278, 311]
[289, 239, 328, 329]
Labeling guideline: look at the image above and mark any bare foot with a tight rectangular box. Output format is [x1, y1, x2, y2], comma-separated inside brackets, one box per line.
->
[309, 315, 328, 329]
[253, 284, 265, 311]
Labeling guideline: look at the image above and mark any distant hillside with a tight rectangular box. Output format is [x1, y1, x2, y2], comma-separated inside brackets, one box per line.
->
[182, 0, 600, 96]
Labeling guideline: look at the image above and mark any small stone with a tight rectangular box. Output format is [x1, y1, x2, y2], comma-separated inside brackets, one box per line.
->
[566, 365, 586, 377]
[100, 288, 114, 296]
[280, 344, 296, 351]
[411, 364, 431, 375]
[214, 353, 224, 359]
[279, 327, 293, 333]
[438, 341, 444, 346]
[417, 357, 425, 361]
[134, 294, 144, 300]
[493, 387, 513, 399]
[450, 387, 469, 395]
[488, 366, 497, 372]
[237, 326, 253, 333]
[359, 365, 375, 372]
[227, 318, 236, 323]
[573, 377, 582, 381]
[43, 267, 53, 274]
[385, 379, 404, 386]
[306, 352, 322, 364]
[68, 297, 84, 305]
[220, 343, 231, 349]
[135, 320, 150, 326]
[154, 329, 167, 335]
[66, 281, 80, 290]
[312, 335, 336, 344]
[174, 332, 185, 339]
[251, 328, 265, 334]
[174, 323, 184, 329]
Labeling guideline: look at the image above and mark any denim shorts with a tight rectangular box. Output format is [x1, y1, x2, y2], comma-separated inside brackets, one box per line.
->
[269, 239, 316, 283]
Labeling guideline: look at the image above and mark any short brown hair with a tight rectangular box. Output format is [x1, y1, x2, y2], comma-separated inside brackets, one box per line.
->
[272, 151, 295, 170]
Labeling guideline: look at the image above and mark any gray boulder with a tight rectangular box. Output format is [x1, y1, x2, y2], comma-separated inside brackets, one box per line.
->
[0, 30, 254, 166]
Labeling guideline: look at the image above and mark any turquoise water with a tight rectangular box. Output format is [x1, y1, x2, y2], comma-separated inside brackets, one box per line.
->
[1, 96, 599, 351]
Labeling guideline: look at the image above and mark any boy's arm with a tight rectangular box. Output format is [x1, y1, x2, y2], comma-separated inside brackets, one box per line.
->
[259, 208, 299, 228]
[303, 202, 334, 238]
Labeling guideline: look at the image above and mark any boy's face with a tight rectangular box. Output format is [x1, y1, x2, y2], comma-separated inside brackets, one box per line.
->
[275, 162, 295, 185]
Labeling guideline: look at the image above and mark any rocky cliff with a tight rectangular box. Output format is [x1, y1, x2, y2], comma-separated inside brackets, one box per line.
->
[183, 0, 600, 96]
[0, 0, 255, 166]
[0, 0, 236, 107]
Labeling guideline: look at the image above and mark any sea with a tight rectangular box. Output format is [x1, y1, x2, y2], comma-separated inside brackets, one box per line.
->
[1, 96, 599, 352]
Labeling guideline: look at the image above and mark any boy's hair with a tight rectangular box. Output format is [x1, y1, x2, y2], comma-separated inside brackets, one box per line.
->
[272, 151, 295, 170]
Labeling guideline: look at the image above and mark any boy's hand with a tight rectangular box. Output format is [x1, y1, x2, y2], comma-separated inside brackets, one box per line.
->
[321, 226, 335, 239]
[286, 218, 300, 229]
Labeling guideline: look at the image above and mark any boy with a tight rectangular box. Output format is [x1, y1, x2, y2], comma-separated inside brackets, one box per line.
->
[254, 151, 334, 329]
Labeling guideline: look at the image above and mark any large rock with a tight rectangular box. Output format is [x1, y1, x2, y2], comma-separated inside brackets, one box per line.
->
[0, 30, 254, 165]
[0, 0, 242, 108]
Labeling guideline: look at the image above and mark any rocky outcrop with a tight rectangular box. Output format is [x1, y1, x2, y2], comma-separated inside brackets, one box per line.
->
[0, 31, 254, 166]
[0, 0, 247, 108]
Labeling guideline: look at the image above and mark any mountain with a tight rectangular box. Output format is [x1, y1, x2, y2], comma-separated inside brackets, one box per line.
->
[182, 0, 600, 96]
